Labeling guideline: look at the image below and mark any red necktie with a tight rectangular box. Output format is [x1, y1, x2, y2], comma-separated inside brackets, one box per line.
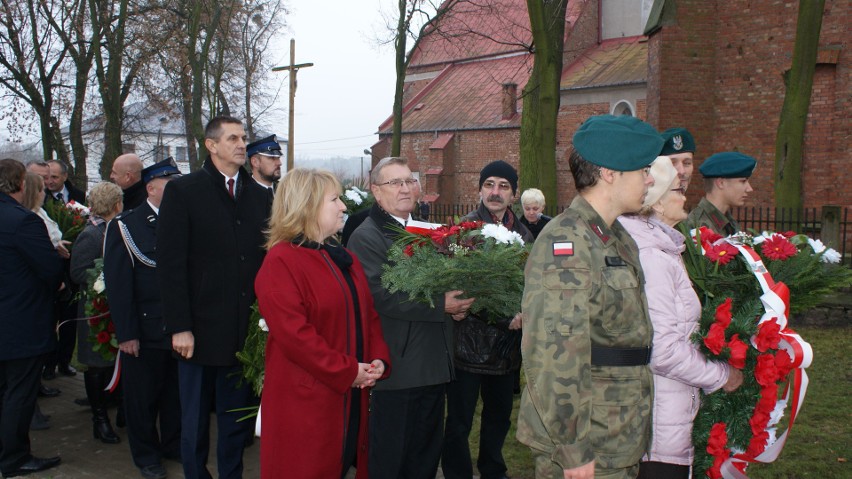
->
[227, 178, 235, 199]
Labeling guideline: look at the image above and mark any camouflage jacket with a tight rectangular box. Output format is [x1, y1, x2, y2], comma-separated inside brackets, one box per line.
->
[516, 195, 653, 471]
[686, 197, 739, 236]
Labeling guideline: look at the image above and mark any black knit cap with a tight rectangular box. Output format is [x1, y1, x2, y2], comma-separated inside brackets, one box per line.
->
[479, 160, 518, 193]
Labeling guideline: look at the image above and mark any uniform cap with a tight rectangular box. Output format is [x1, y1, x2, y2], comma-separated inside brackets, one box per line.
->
[141, 157, 182, 184]
[699, 151, 757, 178]
[246, 135, 283, 158]
[572, 115, 664, 171]
[660, 127, 696, 155]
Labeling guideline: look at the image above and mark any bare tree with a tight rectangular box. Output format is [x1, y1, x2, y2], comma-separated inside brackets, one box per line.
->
[518, 0, 567, 207]
[774, 0, 825, 211]
[0, 0, 71, 166]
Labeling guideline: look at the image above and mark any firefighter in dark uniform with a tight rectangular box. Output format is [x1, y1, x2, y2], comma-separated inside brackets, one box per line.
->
[102, 158, 183, 479]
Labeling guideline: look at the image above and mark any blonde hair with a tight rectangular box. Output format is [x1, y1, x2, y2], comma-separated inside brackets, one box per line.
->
[87, 182, 123, 217]
[521, 188, 546, 207]
[266, 168, 341, 249]
[22, 172, 45, 211]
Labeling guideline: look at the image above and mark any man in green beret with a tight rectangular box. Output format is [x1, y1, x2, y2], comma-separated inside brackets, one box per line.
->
[517, 114, 660, 479]
[660, 127, 696, 191]
[686, 151, 756, 236]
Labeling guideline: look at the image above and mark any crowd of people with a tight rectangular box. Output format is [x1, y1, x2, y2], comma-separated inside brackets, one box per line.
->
[0, 113, 760, 479]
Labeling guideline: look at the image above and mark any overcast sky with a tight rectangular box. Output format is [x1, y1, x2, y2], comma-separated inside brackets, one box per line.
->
[281, 1, 397, 161]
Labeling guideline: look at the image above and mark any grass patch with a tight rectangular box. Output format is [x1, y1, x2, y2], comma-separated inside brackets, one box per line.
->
[467, 325, 850, 479]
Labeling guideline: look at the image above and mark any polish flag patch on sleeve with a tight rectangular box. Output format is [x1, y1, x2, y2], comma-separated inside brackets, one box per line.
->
[553, 241, 574, 256]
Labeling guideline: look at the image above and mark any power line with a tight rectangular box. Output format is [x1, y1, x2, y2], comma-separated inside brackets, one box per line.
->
[299, 133, 376, 145]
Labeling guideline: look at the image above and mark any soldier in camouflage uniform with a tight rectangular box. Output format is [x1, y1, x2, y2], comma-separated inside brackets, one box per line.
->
[685, 151, 756, 236]
[517, 115, 663, 479]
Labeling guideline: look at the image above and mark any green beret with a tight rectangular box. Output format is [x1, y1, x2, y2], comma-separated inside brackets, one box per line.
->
[572, 115, 664, 171]
[699, 151, 757, 178]
[660, 127, 696, 155]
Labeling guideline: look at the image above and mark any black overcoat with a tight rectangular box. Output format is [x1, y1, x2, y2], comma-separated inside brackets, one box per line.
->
[156, 159, 271, 366]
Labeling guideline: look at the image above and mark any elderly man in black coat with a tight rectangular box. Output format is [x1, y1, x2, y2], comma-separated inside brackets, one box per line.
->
[157, 117, 271, 479]
[0, 159, 64, 477]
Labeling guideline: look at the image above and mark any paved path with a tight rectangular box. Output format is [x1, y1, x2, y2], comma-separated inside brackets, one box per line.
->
[25, 374, 260, 478]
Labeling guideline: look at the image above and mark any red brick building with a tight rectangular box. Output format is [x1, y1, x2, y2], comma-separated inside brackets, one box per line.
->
[374, 0, 850, 212]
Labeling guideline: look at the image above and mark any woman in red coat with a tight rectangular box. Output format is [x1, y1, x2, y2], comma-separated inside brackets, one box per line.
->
[255, 168, 391, 479]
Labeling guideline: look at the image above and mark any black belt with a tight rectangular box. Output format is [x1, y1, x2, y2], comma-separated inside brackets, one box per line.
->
[591, 345, 652, 367]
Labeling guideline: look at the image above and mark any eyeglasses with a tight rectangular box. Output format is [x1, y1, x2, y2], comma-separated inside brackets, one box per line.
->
[376, 178, 419, 188]
[482, 180, 512, 191]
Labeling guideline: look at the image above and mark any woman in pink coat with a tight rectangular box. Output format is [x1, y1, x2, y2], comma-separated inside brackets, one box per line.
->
[255, 168, 391, 479]
[620, 156, 743, 479]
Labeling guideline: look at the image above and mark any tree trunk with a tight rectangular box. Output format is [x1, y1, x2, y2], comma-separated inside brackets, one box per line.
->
[774, 0, 824, 210]
[519, 0, 566, 208]
[390, 0, 407, 157]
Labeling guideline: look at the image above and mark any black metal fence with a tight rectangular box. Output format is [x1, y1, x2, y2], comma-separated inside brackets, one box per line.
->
[425, 204, 851, 266]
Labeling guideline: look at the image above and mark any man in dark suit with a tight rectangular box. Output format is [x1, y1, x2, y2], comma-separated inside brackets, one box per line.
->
[157, 117, 271, 479]
[42, 159, 85, 380]
[0, 158, 63, 477]
[103, 158, 183, 479]
[109, 153, 146, 211]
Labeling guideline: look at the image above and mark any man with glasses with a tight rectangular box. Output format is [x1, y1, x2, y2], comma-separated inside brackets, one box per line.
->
[348, 157, 475, 479]
[518, 115, 662, 479]
[442, 160, 532, 479]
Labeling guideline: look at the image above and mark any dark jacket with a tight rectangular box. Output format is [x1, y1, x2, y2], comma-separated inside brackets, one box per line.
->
[121, 180, 147, 211]
[454, 203, 533, 375]
[348, 204, 455, 390]
[0, 193, 63, 361]
[156, 159, 271, 366]
[519, 213, 552, 240]
[103, 201, 171, 350]
[70, 220, 114, 368]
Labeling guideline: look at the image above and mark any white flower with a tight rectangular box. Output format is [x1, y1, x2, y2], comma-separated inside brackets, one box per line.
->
[821, 248, 841, 264]
[344, 189, 363, 205]
[752, 231, 776, 245]
[480, 223, 525, 246]
[258, 318, 269, 332]
[768, 399, 786, 427]
[93, 273, 105, 294]
[67, 200, 90, 216]
[807, 237, 826, 254]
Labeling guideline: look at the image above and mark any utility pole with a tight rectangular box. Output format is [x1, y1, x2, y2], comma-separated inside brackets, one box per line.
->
[272, 39, 313, 172]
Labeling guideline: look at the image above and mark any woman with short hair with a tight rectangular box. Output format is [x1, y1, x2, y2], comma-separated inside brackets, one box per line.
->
[519, 188, 551, 239]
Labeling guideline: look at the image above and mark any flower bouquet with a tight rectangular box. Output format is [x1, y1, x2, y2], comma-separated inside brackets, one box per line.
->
[381, 220, 530, 320]
[84, 258, 118, 361]
[44, 199, 88, 245]
[236, 302, 268, 398]
[682, 226, 852, 478]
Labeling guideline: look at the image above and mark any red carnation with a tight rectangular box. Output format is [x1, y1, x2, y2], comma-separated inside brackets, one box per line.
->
[746, 430, 769, 457]
[754, 353, 779, 387]
[754, 319, 782, 352]
[708, 459, 724, 479]
[96, 331, 111, 344]
[704, 323, 727, 355]
[758, 383, 779, 412]
[707, 422, 729, 456]
[404, 244, 415, 257]
[761, 235, 797, 261]
[750, 408, 771, 434]
[727, 334, 748, 369]
[774, 349, 794, 379]
[706, 242, 739, 265]
[458, 221, 481, 230]
[781, 230, 796, 238]
[714, 298, 733, 328]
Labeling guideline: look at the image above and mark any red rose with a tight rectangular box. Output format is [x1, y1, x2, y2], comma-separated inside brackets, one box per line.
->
[727, 334, 748, 369]
[458, 221, 481, 230]
[92, 296, 109, 313]
[403, 244, 415, 257]
[106, 321, 115, 333]
[761, 235, 797, 261]
[754, 353, 779, 387]
[714, 298, 733, 328]
[782, 230, 796, 238]
[96, 331, 111, 344]
[754, 319, 781, 352]
[89, 317, 101, 327]
[774, 349, 794, 379]
[704, 323, 727, 355]
[706, 243, 739, 265]
[699, 226, 723, 244]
